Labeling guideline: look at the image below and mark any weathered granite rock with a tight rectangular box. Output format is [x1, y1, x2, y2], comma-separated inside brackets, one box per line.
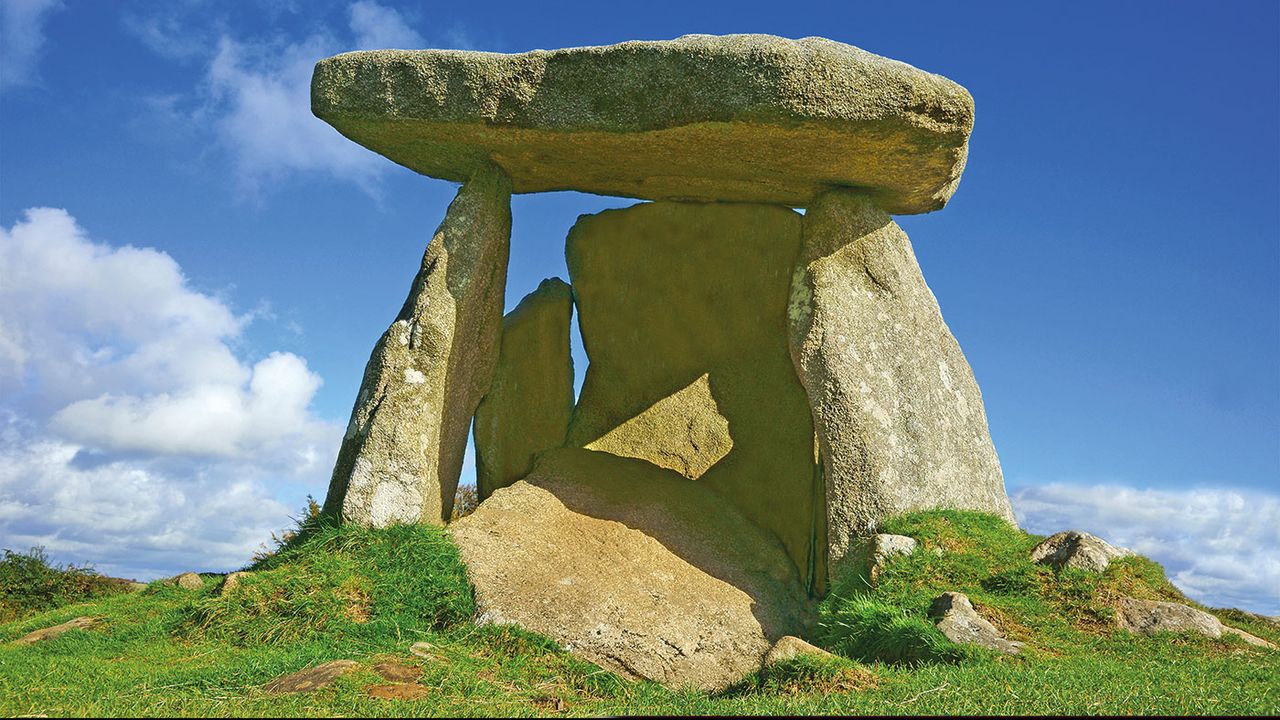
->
[473, 277, 574, 500]
[1031, 530, 1133, 572]
[322, 164, 512, 525]
[13, 616, 99, 645]
[565, 200, 824, 593]
[219, 571, 251, 595]
[787, 189, 1015, 571]
[871, 534, 918, 564]
[312, 34, 974, 214]
[1117, 598, 1278, 649]
[449, 447, 813, 691]
[929, 592, 1023, 654]
[763, 635, 838, 667]
[173, 572, 203, 590]
[263, 660, 358, 694]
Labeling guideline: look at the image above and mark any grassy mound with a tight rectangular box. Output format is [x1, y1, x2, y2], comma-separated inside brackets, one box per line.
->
[1, 511, 1276, 716]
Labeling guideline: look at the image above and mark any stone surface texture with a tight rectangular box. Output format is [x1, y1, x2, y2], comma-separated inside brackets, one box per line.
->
[322, 164, 511, 525]
[762, 635, 838, 667]
[1117, 598, 1277, 649]
[13, 616, 99, 645]
[174, 573, 203, 590]
[263, 660, 359, 694]
[473, 277, 574, 500]
[449, 447, 813, 691]
[565, 200, 824, 593]
[788, 188, 1014, 572]
[1030, 530, 1133, 573]
[219, 571, 250, 595]
[929, 592, 1023, 654]
[312, 34, 974, 214]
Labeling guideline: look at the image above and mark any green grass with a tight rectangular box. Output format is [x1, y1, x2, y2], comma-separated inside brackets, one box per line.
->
[0, 546, 136, 623]
[1, 511, 1277, 716]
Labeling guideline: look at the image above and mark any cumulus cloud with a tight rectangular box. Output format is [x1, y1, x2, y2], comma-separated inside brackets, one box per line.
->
[131, 1, 448, 195]
[1011, 483, 1280, 615]
[0, 208, 340, 579]
[0, 0, 63, 92]
[348, 0, 424, 50]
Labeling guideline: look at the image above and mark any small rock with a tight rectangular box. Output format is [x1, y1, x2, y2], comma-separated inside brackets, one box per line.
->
[867, 534, 918, 581]
[408, 641, 436, 659]
[219, 571, 251, 595]
[928, 592, 1023, 655]
[368, 683, 432, 700]
[762, 635, 837, 667]
[1030, 530, 1132, 573]
[1118, 598, 1277, 649]
[172, 572, 204, 590]
[127, 582, 148, 592]
[374, 662, 421, 682]
[13, 616, 99, 645]
[263, 660, 358, 694]
[1117, 598, 1221, 638]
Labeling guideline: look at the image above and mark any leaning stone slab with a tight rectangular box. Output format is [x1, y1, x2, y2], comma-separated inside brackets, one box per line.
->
[13, 616, 99, 645]
[1031, 530, 1132, 572]
[263, 660, 358, 694]
[322, 164, 511, 525]
[312, 34, 973, 214]
[473, 277, 574, 500]
[929, 592, 1023, 655]
[788, 189, 1015, 571]
[565, 200, 823, 593]
[450, 447, 813, 691]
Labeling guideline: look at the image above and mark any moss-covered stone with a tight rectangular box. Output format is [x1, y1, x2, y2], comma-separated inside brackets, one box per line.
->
[566, 200, 825, 593]
[322, 164, 511, 526]
[473, 278, 574, 500]
[311, 34, 973, 214]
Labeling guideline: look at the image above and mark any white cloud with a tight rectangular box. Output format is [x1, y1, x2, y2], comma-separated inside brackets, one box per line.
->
[0, 0, 63, 92]
[1012, 483, 1280, 616]
[349, 0, 423, 50]
[0, 208, 340, 579]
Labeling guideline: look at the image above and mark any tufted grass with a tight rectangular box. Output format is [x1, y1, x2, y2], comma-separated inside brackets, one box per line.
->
[1, 511, 1277, 716]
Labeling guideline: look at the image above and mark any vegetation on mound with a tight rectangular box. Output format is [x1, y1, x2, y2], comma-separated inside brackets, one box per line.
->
[0, 546, 135, 623]
[1, 510, 1277, 716]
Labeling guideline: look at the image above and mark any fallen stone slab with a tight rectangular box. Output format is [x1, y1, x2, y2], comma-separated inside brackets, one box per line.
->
[312, 34, 974, 214]
[263, 660, 358, 694]
[13, 616, 99, 645]
[1118, 598, 1277, 649]
[763, 636, 838, 667]
[929, 592, 1023, 655]
[450, 447, 813, 691]
[1031, 530, 1132, 572]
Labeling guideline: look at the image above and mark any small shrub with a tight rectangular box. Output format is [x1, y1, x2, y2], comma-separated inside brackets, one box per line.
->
[817, 596, 970, 665]
[451, 483, 480, 520]
[0, 546, 127, 622]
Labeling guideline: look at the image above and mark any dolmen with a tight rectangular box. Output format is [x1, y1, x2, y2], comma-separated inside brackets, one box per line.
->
[311, 34, 1015, 689]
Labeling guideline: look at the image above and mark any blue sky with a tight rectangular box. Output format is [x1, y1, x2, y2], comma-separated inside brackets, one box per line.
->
[1, 1, 1277, 612]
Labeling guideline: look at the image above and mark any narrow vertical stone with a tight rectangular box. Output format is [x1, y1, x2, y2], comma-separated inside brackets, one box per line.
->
[788, 189, 1015, 575]
[322, 164, 512, 526]
[473, 277, 575, 500]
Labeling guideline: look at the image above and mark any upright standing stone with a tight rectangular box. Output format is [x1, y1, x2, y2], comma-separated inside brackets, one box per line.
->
[566, 201, 825, 593]
[322, 164, 512, 526]
[473, 277, 575, 500]
[787, 189, 1014, 574]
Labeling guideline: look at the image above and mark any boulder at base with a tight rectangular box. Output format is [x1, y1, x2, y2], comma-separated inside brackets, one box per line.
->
[449, 448, 813, 691]
[1118, 598, 1277, 649]
[312, 34, 974, 214]
[929, 591, 1023, 655]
